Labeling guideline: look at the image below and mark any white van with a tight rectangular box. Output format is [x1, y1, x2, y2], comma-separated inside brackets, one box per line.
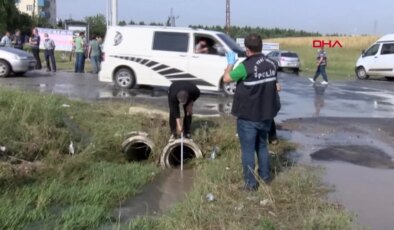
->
[99, 26, 246, 95]
[356, 34, 394, 80]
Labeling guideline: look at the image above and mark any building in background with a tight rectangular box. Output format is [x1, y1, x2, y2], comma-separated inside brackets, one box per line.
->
[15, 0, 57, 25]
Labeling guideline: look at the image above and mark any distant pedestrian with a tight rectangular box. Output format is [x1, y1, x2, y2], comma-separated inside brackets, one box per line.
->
[29, 28, 42, 69]
[43, 33, 56, 72]
[88, 35, 101, 74]
[73, 32, 85, 73]
[0, 31, 12, 47]
[309, 48, 328, 85]
[223, 33, 280, 191]
[168, 81, 200, 142]
[12, 29, 24, 50]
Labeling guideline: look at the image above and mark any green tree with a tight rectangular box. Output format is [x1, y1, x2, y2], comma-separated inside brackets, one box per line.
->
[118, 20, 126, 26]
[0, 0, 33, 35]
[84, 14, 106, 37]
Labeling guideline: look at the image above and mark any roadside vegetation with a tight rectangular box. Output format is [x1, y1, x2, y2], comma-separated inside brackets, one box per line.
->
[0, 88, 160, 229]
[0, 88, 357, 229]
[121, 119, 357, 229]
[267, 36, 378, 79]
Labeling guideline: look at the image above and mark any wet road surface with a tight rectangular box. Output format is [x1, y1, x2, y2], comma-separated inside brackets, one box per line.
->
[1, 70, 394, 229]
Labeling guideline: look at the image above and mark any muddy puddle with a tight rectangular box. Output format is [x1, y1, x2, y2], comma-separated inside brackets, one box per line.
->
[101, 167, 195, 229]
[280, 117, 394, 230]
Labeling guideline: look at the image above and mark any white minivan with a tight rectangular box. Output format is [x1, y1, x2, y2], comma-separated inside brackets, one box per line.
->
[99, 26, 246, 95]
[356, 34, 394, 80]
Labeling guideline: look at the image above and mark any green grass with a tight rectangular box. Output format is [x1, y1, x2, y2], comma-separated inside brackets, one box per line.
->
[0, 89, 358, 229]
[0, 89, 160, 229]
[266, 36, 378, 80]
[118, 117, 357, 230]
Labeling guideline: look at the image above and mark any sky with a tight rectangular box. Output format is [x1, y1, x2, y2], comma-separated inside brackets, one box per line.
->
[57, 0, 394, 35]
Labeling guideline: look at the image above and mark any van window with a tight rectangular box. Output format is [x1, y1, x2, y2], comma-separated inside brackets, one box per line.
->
[153, 32, 189, 52]
[364, 44, 380, 57]
[217, 33, 246, 57]
[380, 43, 394, 55]
[194, 35, 224, 55]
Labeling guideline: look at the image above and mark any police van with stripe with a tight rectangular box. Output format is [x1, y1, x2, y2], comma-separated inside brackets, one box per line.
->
[99, 26, 245, 95]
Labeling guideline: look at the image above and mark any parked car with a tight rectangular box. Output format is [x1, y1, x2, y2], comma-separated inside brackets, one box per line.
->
[356, 34, 394, 80]
[0, 47, 36, 78]
[99, 26, 246, 96]
[266, 50, 300, 73]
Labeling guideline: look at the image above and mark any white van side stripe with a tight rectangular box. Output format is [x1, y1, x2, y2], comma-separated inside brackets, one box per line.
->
[166, 74, 195, 79]
[110, 55, 215, 87]
[159, 68, 183, 75]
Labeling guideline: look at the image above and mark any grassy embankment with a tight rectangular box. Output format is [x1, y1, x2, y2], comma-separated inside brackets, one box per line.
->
[0, 88, 357, 229]
[0, 89, 162, 229]
[267, 36, 378, 80]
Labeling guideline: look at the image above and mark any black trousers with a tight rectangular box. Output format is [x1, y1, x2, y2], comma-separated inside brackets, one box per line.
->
[44, 49, 56, 71]
[268, 119, 277, 141]
[169, 104, 192, 136]
[32, 48, 42, 69]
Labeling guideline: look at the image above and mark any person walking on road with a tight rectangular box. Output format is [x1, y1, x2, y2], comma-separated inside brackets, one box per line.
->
[168, 81, 200, 142]
[43, 33, 56, 72]
[223, 33, 280, 191]
[29, 28, 42, 69]
[309, 48, 328, 85]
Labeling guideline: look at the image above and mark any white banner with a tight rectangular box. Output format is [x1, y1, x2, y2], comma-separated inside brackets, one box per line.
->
[37, 27, 74, 52]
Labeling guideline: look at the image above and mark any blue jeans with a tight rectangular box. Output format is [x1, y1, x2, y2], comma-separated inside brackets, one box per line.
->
[74, 52, 84, 73]
[237, 118, 272, 188]
[90, 55, 101, 73]
[313, 65, 328, 82]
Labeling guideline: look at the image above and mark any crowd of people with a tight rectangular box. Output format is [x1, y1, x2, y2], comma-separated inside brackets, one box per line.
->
[0, 28, 103, 74]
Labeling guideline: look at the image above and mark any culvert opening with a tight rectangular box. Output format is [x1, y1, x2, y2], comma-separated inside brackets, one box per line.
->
[124, 142, 152, 162]
[168, 145, 196, 167]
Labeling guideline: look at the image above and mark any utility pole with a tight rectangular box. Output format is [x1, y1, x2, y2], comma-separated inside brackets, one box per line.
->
[111, 0, 118, 26]
[225, 0, 230, 34]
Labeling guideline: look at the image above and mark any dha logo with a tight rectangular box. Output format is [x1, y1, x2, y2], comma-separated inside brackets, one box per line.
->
[313, 40, 343, 48]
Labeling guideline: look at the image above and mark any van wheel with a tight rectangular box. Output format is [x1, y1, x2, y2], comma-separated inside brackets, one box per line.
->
[356, 67, 369, 80]
[223, 82, 236, 96]
[0, 60, 11, 78]
[114, 68, 136, 89]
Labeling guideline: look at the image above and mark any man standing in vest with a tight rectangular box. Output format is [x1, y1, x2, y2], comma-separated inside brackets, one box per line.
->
[309, 48, 328, 85]
[223, 34, 280, 191]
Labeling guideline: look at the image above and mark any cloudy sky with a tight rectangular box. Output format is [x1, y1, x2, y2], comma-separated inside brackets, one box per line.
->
[57, 0, 394, 35]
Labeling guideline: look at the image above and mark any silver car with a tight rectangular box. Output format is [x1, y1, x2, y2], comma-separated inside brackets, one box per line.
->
[0, 47, 36, 77]
[267, 50, 300, 73]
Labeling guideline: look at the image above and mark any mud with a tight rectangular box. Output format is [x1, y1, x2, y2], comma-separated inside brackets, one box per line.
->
[281, 117, 394, 230]
[311, 145, 394, 169]
[102, 168, 195, 228]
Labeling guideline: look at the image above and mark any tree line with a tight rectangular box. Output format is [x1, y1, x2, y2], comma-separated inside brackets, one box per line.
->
[1, 2, 322, 40]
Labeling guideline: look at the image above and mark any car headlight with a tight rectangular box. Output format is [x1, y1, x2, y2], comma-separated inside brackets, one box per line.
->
[14, 55, 29, 60]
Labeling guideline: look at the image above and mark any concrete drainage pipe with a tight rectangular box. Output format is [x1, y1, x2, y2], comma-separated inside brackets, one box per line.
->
[161, 139, 203, 168]
[122, 132, 154, 162]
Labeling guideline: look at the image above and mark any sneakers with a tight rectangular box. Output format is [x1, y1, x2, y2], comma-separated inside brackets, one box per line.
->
[321, 81, 328, 85]
[169, 133, 192, 142]
[185, 133, 192, 139]
[169, 134, 178, 142]
[308, 78, 315, 83]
